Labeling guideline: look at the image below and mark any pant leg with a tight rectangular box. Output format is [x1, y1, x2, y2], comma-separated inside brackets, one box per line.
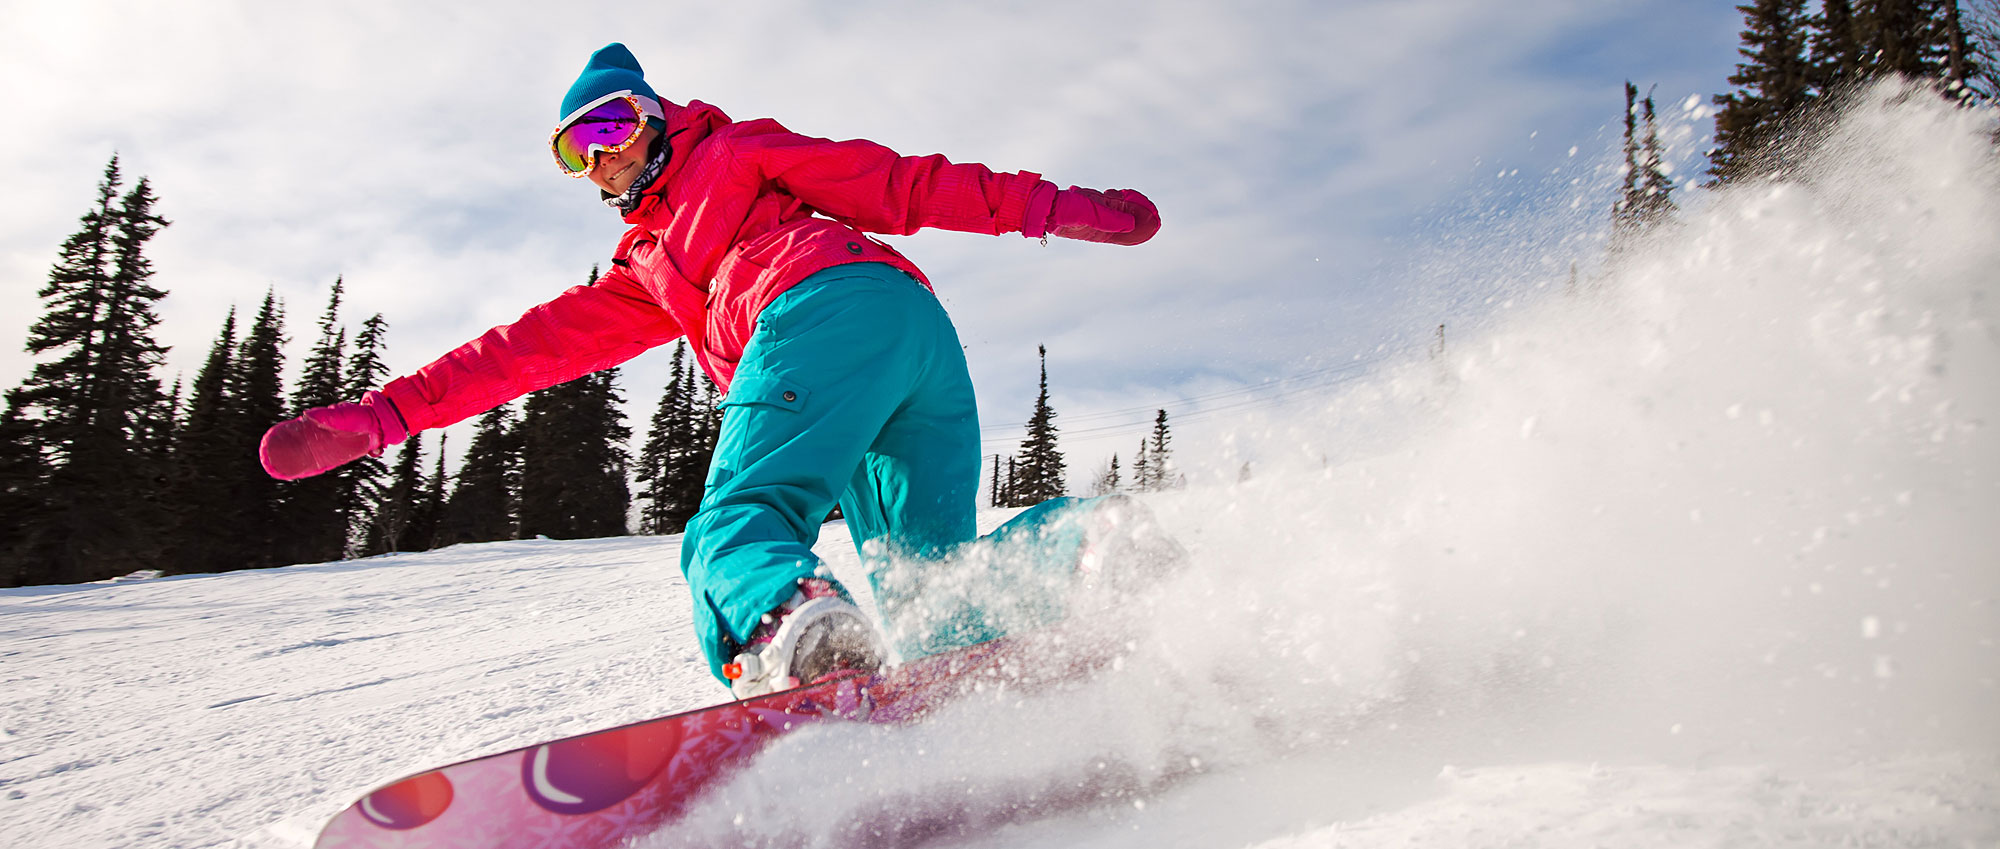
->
[681, 264, 963, 683]
[835, 301, 984, 657]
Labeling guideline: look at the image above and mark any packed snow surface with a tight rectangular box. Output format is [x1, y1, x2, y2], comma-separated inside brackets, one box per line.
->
[3, 83, 1997, 848]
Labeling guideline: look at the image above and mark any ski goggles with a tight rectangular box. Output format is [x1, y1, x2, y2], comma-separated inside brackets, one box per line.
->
[550, 91, 665, 177]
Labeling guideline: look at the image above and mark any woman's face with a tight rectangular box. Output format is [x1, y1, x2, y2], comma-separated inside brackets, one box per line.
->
[588, 125, 661, 195]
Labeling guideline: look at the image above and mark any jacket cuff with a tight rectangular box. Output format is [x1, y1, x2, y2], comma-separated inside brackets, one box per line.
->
[1020, 180, 1059, 239]
[376, 380, 432, 441]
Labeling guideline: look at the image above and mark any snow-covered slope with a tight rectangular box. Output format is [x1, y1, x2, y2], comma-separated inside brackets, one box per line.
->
[4, 83, 1997, 849]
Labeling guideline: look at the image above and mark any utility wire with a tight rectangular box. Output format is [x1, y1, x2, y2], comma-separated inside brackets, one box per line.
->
[980, 356, 1379, 434]
[979, 348, 1407, 449]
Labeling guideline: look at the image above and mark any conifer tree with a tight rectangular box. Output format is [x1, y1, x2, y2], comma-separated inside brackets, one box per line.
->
[105, 175, 177, 497]
[683, 358, 724, 528]
[1639, 93, 1677, 219]
[518, 369, 632, 539]
[18, 158, 125, 449]
[163, 310, 241, 572]
[1144, 409, 1176, 492]
[1010, 346, 1066, 505]
[1967, 0, 2000, 100]
[1709, 0, 1816, 183]
[1616, 81, 1645, 231]
[1937, 0, 1983, 100]
[1615, 84, 1679, 247]
[440, 405, 521, 545]
[0, 391, 49, 586]
[989, 454, 1005, 507]
[1857, 0, 1939, 77]
[6, 157, 175, 583]
[634, 370, 679, 535]
[343, 313, 392, 553]
[1810, 0, 1867, 95]
[636, 343, 706, 534]
[369, 433, 424, 554]
[345, 314, 391, 397]
[1090, 453, 1122, 496]
[279, 280, 353, 564]
[401, 434, 446, 552]
[516, 269, 634, 539]
[580, 369, 633, 536]
[226, 291, 289, 570]
[292, 280, 347, 413]
[1130, 437, 1150, 494]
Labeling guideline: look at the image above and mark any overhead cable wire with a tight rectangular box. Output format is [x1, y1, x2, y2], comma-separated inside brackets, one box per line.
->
[979, 347, 1410, 449]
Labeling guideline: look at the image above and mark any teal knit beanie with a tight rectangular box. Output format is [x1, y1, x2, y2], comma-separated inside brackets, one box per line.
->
[560, 43, 662, 124]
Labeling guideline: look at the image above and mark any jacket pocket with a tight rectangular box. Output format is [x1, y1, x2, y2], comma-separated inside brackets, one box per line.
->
[719, 375, 810, 414]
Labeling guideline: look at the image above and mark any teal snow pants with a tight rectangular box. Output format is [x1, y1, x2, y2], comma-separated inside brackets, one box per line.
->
[680, 263, 983, 683]
[680, 262, 1111, 684]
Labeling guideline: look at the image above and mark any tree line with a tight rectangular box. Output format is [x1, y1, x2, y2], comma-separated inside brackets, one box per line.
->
[988, 345, 1181, 508]
[0, 159, 728, 587]
[1, 159, 1159, 587]
[1710, 0, 1992, 185]
[1598, 0, 1991, 268]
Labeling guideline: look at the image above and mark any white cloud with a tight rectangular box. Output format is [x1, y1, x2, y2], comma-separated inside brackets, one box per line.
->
[0, 0, 1742, 478]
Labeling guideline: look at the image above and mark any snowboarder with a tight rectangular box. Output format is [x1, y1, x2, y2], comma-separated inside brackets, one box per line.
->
[259, 43, 1160, 698]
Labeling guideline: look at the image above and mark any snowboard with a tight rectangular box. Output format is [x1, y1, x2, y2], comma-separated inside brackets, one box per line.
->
[314, 494, 1185, 848]
[312, 632, 1056, 849]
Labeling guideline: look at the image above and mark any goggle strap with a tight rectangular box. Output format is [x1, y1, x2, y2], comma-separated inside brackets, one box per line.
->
[555, 90, 664, 134]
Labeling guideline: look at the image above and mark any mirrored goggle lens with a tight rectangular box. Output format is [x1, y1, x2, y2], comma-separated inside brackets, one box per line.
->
[553, 99, 644, 174]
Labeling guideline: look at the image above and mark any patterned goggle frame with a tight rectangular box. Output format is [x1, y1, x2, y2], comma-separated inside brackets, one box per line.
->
[551, 92, 664, 177]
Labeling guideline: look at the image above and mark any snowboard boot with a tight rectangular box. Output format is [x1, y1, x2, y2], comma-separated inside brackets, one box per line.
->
[723, 577, 884, 699]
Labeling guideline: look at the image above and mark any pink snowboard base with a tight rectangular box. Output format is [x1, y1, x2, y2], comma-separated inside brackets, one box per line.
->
[315, 637, 1033, 849]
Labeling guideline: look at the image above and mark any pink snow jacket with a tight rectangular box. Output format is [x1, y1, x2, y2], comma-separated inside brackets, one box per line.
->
[379, 99, 1046, 434]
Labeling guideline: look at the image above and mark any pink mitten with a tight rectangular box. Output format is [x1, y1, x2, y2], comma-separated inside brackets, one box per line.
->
[1024, 183, 1161, 246]
[259, 391, 409, 480]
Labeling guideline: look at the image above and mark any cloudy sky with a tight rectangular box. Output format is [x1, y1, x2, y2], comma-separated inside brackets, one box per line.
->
[0, 1, 1745, 482]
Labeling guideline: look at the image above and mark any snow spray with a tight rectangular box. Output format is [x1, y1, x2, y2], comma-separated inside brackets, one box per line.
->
[643, 80, 1998, 848]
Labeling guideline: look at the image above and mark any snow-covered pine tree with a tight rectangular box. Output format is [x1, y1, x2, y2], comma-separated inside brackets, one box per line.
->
[1009, 345, 1066, 505]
